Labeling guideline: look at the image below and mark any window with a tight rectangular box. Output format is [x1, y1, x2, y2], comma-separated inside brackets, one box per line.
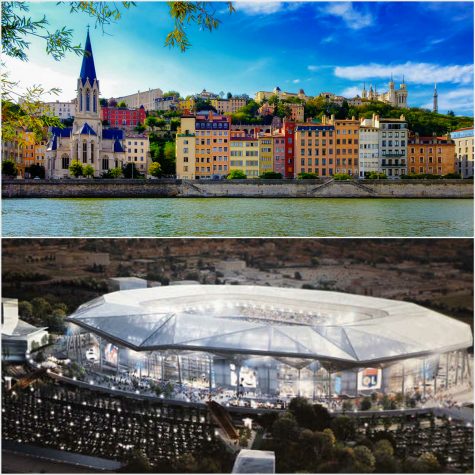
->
[82, 142, 87, 163]
[102, 158, 109, 170]
[62, 155, 69, 169]
[86, 90, 90, 111]
[90, 143, 94, 163]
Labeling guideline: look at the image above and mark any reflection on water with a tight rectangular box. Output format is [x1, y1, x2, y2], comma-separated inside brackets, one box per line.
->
[2, 198, 473, 237]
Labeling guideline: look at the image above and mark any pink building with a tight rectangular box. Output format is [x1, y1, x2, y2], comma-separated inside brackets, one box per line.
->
[273, 133, 286, 175]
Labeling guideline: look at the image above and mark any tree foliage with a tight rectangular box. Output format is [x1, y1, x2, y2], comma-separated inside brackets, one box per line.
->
[227, 169, 247, 179]
[148, 161, 161, 178]
[68, 160, 84, 177]
[2, 159, 18, 177]
[165, 2, 235, 52]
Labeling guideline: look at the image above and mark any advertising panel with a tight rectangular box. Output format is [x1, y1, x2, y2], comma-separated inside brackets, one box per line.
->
[104, 343, 118, 366]
[357, 367, 382, 390]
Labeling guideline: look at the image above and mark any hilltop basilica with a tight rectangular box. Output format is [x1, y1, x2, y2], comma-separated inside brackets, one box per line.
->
[361, 76, 408, 108]
[46, 30, 127, 178]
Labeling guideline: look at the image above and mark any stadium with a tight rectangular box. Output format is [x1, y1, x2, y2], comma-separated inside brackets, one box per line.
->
[59, 285, 472, 408]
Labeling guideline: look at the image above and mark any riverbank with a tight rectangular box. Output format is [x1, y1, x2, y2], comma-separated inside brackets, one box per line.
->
[2, 178, 473, 199]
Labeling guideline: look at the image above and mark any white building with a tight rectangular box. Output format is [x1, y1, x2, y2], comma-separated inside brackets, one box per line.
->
[359, 116, 380, 177]
[2, 298, 48, 361]
[378, 115, 408, 178]
[451, 128, 474, 178]
[115, 87, 163, 111]
[41, 100, 76, 120]
[154, 96, 179, 111]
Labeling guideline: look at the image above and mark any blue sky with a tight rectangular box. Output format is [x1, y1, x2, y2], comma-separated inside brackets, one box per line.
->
[7, 1, 474, 115]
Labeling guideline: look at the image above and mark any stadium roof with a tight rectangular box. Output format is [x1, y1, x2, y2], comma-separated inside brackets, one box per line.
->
[66, 285, 472, 367]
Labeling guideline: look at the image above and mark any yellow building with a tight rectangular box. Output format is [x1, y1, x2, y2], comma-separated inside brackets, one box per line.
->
[124, 134, 151, 174]
[176, 112, 231, 179]
[210, 98, 247, 115]
[258, 135, 274, 174]
[176, 116, 197, 179]
[230, 136, 259, 177]
[178, 98, 196, 112]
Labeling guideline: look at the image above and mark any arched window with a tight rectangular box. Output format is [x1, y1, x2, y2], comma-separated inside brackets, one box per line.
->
[93, 91, 97, 113]
[90, 142, 94, 163]
[79, 89, 83, 111]
[102, 155, 109, 170]
[61, 154, 70, 169]
[82, 142, 87, 163]
[86, 90, 90, 111]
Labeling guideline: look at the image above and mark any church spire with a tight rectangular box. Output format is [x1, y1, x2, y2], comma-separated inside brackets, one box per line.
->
[433, 82, 438, 113]
[80, 28, 97, 86]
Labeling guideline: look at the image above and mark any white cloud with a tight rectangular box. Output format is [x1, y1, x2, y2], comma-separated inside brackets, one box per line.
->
[320, 35, 335, 44]
[318, 2, 374, 30]
[308, 65, 319, 72]
[3, 57, 78, 101]
[334, 62, 474, 85]
[292, 79, 301, 84]
[339, 86, 361, 98]
[236, 2, 286, 15]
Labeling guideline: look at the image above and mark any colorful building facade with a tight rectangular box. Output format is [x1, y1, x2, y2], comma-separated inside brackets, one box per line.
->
[407, 135, 455, 176]
[258, 135, 274, 175]
[230, 136, 259, 177]
[101, 106, 146, 128]
[451, 128, 474, 178]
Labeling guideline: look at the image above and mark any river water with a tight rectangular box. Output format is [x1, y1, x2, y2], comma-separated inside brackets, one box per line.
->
[2, 198, 473, 237]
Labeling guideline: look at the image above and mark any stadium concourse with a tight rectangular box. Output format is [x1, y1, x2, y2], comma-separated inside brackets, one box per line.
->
[41, 285, 472, 412]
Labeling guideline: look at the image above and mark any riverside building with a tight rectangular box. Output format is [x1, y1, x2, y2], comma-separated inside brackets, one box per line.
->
[451, 128, 474, 178]
[408, 134, 456, 176]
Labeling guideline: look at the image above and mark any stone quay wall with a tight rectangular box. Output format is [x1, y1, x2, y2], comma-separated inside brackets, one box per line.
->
[2, 178, 473, 199]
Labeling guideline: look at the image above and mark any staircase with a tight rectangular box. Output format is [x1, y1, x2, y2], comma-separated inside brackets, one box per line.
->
[207, 400, 240, 441]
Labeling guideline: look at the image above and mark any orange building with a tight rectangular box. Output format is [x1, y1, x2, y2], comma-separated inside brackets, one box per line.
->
[193, 111, 231, 178]
[1, 131, 47, 178]
[333, 117, 359, 176]
[408, 134, 456, 175]
[294, 115, 359, 178]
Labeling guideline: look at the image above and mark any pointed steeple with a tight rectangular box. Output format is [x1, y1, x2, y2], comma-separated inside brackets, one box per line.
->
[80, 28, 97, 86]
[433, 82, 438, 113]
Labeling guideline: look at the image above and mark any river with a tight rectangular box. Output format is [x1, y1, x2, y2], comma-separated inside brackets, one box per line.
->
[2, 198, 473, 237]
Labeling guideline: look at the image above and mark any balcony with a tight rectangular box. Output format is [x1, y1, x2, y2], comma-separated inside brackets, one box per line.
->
[382, 152, 405, 157]
[177, 133, 195, 137]
[381, 161, 406, 168]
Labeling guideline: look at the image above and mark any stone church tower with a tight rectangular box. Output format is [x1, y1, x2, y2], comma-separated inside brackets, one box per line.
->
[71, 28, 103, 169]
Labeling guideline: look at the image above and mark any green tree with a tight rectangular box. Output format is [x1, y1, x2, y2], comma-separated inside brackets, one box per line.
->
[227, 169, 247, 179]
[31, 297, 52, 320]
[122, 162, 141, 179]
[148, 161, 161, 178]
[109, 167, 123, 178]
[353, 445, 376, 472]
[163, 90, 181, 98]
[99, 98, 108, 106]
[123, 448, 152, 473]
[330, 416, 356, 441]
[117, 101, 127, 108]
[259, 171, 282, 179]
[69, 160, 84, 177]
[26, 164, 45, 179]
[2, 159, 18, 177]
[145, 116, 159, 131]
[19, 301, 33, 319]
[334, 173, 352, 180]
[298, 172, 319, 179]
[83, 164, 94, 177]
[417, 452, 441, 473]
[272, 412, 300, 441]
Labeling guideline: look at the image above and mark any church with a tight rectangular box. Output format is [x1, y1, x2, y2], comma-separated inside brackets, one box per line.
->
[46, 30, 129, 178]
[362, 76, 408, 108]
